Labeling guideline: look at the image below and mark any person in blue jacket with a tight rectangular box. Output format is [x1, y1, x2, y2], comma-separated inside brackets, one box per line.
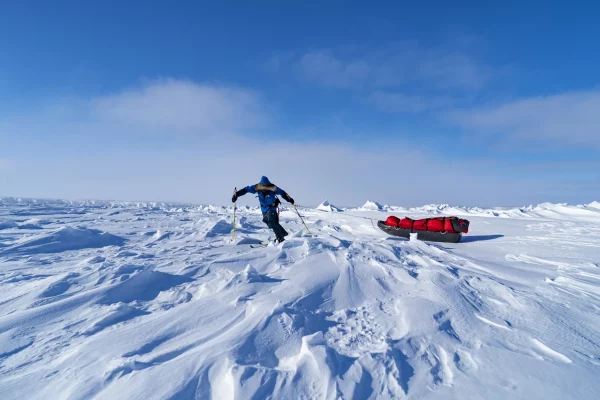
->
[232, 176, 295, 243]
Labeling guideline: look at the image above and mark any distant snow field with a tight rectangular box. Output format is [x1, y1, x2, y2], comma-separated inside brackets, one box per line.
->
[0, 198, 599, 399]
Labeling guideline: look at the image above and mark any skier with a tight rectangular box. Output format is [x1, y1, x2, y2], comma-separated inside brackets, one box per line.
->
[232, 176, 295, 243]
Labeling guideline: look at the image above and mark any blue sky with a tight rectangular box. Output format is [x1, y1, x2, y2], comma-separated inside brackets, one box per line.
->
[1, 1, 599, 206]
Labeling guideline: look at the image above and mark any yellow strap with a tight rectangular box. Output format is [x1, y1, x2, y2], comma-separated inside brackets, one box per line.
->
[293, 204, 312, 235]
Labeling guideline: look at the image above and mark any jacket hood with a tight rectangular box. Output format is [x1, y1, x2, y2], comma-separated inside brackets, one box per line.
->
[260, 176, 271, 185]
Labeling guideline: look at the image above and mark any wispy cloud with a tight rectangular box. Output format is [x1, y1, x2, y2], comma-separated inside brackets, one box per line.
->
[448, 90, 600, 147]
[0, 159, 14, 173]
[299, 50, 372, 89]
[366, 91, 456, 113]
[269, 42, 500, 115]
[282, 42, 496, 92]
[1, 79, 594, 206]
[92, 79, 268, 133]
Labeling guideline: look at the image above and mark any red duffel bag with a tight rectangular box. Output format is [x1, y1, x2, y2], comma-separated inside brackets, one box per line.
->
[428, 218, 444, 232]
[385, 216, 470, 233]
[444, 218, 455, 232]
[385, 216, 400, 227]
[399, 218, 414, 229]
[413, 219, 428, 231]
[421, 217, 456, 232]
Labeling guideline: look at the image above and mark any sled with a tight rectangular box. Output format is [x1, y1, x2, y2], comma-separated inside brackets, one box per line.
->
[377, 216, 469, 243]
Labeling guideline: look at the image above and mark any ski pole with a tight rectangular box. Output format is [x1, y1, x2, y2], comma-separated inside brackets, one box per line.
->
[293, 204, 312, 235]
[231, 187, 237, 242]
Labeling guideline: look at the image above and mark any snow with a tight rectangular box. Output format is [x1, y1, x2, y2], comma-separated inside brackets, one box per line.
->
[317, 200, 342, 212]
[0, 199, 599, 399]
[0, 221, 19, 230]
[360, 200, 384, 211]
[0, 226, 126, 254]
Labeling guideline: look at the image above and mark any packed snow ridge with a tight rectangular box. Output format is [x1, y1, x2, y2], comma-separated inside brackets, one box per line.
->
[0, 226, 125, 255]
[0, 198, 599, 399]
[359, 200, 385, 211]
[317, 200, 342, 212]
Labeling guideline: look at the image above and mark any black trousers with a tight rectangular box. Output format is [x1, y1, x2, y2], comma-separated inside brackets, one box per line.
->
[262, 208, 288, 240]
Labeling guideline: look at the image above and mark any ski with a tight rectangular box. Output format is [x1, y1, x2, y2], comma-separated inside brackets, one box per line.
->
[249, 236, 289, 248]
[250, 241, 271, 248]
[250, 244, 268, 248]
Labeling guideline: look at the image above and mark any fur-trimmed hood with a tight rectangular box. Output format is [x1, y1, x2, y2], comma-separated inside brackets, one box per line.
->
[255, 183, 277, 192]
[256, 176, 276, 192]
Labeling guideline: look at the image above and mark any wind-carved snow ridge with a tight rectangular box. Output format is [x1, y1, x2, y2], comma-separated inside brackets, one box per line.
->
[360, 200, 384, 211]
[0, 221, 19, 230]
[1, 226, 126, 254]
[317, 200, 342, 212]
[380, 201, 600, 222]
[0, 199, 599, 399]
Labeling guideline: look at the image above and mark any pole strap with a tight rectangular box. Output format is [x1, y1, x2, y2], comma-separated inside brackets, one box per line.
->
[293, 204, 312, 235]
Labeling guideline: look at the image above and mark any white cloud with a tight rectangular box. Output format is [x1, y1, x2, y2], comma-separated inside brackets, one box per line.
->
[265, 51, 296, 73]
[366, 91, 455, 113]
[0, 159, 14, 173]
[0, 133, 553, 207]
[448, 90, 600, 147]
[299, 51, 371, 88]
[417, 52, 491, 90]
[92, 79, 268, 133]
[291, 43, 494, 91]
[1, 79, 595, 206]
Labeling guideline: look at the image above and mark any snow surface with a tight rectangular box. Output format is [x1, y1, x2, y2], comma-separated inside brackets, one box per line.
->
[0, 199, 599, 399]
[359, 200, 385, 211]
[317, 200, 342, 213]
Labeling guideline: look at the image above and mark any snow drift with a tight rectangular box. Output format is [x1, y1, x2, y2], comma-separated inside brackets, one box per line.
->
[1, 226, 126, 254]
[0, 199, 598, 400]
[360, 200, 384, 211]
[317, 200, 342, 212]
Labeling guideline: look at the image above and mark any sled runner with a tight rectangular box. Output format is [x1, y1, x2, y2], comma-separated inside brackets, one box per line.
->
[378, 216, 470, 243]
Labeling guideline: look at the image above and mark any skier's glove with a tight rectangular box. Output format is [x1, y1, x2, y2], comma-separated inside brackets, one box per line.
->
[282, 192, 294, 204]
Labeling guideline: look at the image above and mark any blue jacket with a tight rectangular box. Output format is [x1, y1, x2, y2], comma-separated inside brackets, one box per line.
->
[237, 176, 291, 213]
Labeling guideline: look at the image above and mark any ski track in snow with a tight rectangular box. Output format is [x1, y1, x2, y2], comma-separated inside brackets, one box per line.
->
[0, 199, 599, 399]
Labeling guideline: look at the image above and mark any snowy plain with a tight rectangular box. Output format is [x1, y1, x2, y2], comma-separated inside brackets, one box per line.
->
[0, 198, 599, 399]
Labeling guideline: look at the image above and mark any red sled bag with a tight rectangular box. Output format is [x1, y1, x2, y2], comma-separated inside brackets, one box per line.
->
[399, 218, 414, 229]
[427, 218, 444, 232]
[424, 217, 464, 232]
[450, 217, 469, 233]
[378, 216, 468, 243]
[413, 219, 428, 231]
[385, 216, 400, 227]
[444, 218, 455, 232]
[384, 216, 470, 233]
